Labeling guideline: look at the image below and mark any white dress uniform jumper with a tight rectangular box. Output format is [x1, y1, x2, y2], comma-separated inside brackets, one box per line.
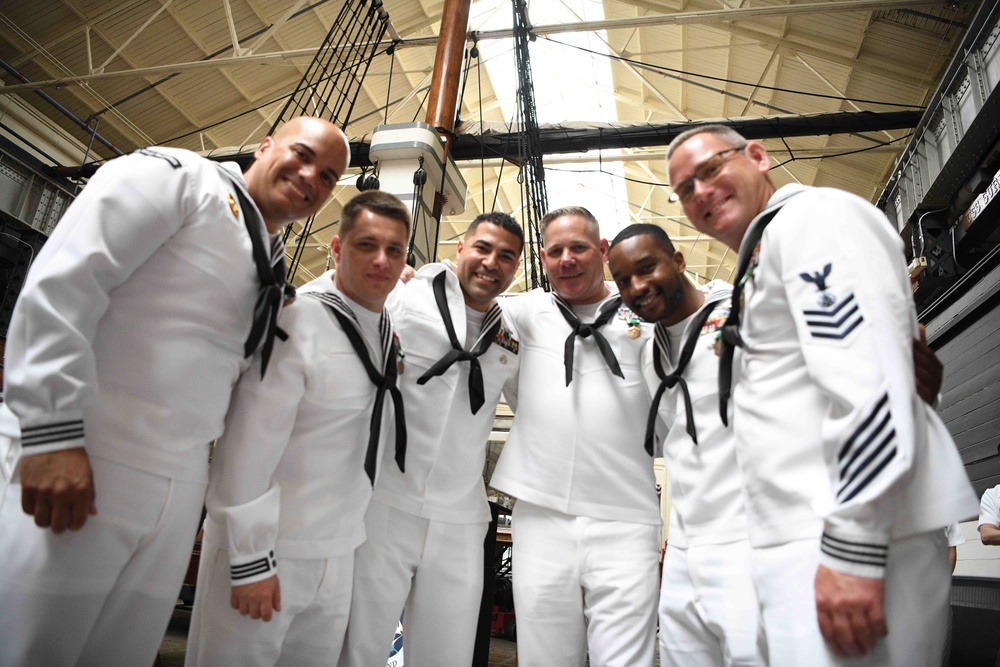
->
[491, 286, 660, 667]
[337, 262, 520, 667]
[185, 281, 404, 666]
[725, 184, 977, 666]
[0, 147, 284, 667]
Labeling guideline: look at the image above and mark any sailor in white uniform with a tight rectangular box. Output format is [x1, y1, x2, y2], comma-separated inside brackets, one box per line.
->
[185, 191, 411, 666]
[490, 206, 660, 667]
[337, 212, 523, 667]
[609, 223, 951, 667]
[667, 125, 977, 666]
[0, 117, 349, 667]
[608, 224, 764, 667]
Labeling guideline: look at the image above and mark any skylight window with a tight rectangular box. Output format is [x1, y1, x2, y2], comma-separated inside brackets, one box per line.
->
[471, 0, 631, 241]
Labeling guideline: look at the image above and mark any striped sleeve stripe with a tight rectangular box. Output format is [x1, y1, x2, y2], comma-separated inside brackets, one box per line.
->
[20, 420, 85, 447]
[838, 394, 890, 463]
[840, 444, 898, 503]
[231, 557, 273, 580]
[836, 393, 898, 502]
[821, 534, 888, 567]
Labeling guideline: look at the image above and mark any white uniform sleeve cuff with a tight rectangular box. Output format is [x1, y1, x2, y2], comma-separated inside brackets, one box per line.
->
[230, 549, 278, 585]
[820, 531, 888, 579]
[18, 418, 85, 455]
[221, 483, 281, 574]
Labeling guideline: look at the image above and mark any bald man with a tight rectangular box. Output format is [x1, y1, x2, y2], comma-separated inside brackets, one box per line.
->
[0, 116, 350, 666]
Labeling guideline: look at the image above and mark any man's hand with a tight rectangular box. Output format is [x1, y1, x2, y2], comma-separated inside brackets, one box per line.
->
[231, 575, 282, 622]
[400, 265, 416, 283]
[815, 565, 887, 657]
[914, 324, 943, 405]
[19, 447, 96, 533]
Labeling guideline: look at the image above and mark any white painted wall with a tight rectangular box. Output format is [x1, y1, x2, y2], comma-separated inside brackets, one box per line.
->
[954, 520, 1000, 579]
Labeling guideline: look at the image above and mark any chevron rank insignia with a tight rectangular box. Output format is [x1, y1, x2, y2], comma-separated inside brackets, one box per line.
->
[797, 263, 864, 341]
[494, 326, 519, 354]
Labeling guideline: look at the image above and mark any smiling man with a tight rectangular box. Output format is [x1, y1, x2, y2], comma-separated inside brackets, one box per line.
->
[490, 206, 660, 667]
[608, 223, 765, 667]
[0, 116, 349, 667]
[338, 211, 524, 667]
[185, 191, 411, 666]
[666, 124, 976, 666]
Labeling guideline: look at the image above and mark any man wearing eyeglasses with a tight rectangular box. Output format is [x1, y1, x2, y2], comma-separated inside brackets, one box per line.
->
[666, 125, 976, 666]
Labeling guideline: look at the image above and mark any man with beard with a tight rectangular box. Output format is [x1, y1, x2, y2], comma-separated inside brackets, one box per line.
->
[609, 222, 952, 667]
[608, 223, 764, 667]
[338, 212, 524, 667]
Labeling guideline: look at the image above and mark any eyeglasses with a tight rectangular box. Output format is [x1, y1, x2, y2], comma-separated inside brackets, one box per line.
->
[668, 146, 747, 203]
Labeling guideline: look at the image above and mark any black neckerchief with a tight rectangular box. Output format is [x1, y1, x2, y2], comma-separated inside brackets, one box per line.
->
[416, 270, 503, 414]
[218, 166, 286, 378]
[645, 299, 721, 455]
[304, 291, 406, 484]
[718, 205, 785, 425]
[554, 294, 625, 386]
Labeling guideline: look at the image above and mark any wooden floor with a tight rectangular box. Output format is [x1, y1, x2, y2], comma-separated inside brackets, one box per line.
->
[157, 607, 518, 666]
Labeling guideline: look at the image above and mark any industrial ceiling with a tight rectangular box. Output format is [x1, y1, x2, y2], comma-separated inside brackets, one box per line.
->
[0, 0, 984, 289]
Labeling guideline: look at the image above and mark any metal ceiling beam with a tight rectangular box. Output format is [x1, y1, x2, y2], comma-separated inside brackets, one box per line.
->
[2, 0, 974, 95]
[509, 0, 975, 33]
[8, 0, 150, 68]
[375, 109, 924, 166]
[470, 144, 901, 167]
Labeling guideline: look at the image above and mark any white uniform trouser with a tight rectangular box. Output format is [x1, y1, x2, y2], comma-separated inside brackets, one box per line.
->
[186, 532, 354, 666]
[339, 499, 489, 667]
[0, 454, 206, 667]
[659, 540, 765, 667]
[752, 531, 950, 667]
[511, 501, 659, 667]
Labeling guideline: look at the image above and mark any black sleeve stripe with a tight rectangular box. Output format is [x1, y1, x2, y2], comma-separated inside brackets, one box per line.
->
[821, 545, 889, 567]
[821, 534, 888, 567]
[840, 444, 898, 503]
[840, 411, 892, 479]
[21, 421, 85, 447]
[821, 533, 888, 554]
[836, 392, 898, 502]
[231, 557, 273, 580]
[841, 426, 896, 489]
[838, 394, 890, 463]
[21, 420, 83, 433]
[821, 544, 887, 564]
[839, 411, 892, 479]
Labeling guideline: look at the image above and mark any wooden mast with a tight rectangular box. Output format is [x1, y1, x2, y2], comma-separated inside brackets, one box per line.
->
[424, 0, 471, 220]
[425, 0, 472, 136]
